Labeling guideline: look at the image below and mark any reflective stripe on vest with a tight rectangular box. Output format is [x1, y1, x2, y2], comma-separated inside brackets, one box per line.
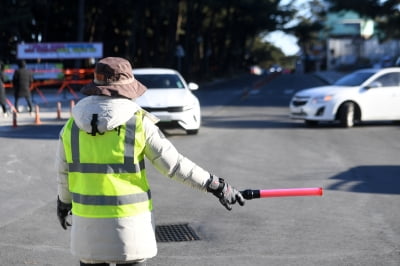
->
[72, 190, 151, 205]
[62, 113, 152, 218]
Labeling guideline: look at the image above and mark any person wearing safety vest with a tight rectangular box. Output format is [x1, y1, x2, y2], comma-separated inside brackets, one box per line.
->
[56, 57, 245, 266]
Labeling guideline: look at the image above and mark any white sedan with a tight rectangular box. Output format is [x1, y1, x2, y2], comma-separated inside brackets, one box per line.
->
[133, 68, 201, 134]
[290, 68, 400, 127]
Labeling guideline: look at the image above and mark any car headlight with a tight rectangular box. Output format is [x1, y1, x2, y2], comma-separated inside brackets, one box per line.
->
[311, 95, 333, 104]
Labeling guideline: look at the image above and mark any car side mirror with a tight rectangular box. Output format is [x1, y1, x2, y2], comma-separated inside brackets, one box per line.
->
[188, 82, 199, 91]
[365, 81, 382, 89]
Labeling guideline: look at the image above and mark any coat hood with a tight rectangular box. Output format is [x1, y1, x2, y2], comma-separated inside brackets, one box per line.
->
[72, 96, 140, 133]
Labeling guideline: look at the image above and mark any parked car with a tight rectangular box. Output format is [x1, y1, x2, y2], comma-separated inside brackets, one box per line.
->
[250, 65, 264, 75]
[133, 68, 201, 134]
[289, 67, 400, 127]
[269, 64, 283, 73]
[372, 55, 394, 68]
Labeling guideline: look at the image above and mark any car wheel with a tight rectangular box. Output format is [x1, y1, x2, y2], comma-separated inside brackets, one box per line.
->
[338, 102, 355, 128]
[305, 120, 319, 127]
[186, 129, 199, 135]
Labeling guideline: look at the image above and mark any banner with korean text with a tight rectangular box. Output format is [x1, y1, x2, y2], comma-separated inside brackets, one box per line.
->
[17, 43, 103, 59]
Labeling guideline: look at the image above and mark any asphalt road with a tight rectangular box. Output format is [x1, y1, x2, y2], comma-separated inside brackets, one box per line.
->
[0, 72, 399, 266]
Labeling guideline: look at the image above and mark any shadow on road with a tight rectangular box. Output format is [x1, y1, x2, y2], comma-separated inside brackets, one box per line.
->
[202, 114, 400, 130]
[202, 114, 298, 129]
[0, 124, 64, 140]
[326, 165, 400, 195]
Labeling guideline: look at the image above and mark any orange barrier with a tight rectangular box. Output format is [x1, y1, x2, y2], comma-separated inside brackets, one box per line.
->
[4, 79, 61, 89]
[4, 81, 53, 104]
[4, 78, 91, 102]
[31, 81, 57, 104]
[57, 68, 93, 99]
[4, 68, 94, 102]
[64, 68, 94, 79]
[5, 98, 17, 113]
[57, 79, 92, 99]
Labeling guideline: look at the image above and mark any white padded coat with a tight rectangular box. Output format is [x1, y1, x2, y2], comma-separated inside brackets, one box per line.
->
[56, 96, 210, 264]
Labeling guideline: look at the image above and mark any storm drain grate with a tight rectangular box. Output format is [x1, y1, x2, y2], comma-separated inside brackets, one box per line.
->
[155, 223, 201, 242]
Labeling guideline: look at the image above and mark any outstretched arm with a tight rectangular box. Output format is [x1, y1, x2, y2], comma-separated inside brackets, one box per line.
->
[143, 117, 245, 210]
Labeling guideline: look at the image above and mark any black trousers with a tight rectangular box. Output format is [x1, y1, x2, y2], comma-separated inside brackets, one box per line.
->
[80, 261, 146, 266]
[14, 95, 33, 112]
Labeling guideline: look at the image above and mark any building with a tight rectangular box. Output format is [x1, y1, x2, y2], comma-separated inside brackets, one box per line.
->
[323, 11, 400, 70]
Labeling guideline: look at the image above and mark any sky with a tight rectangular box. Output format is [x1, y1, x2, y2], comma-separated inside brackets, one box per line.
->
[263, 0, 309, 56]
[264, 30, 300, 56]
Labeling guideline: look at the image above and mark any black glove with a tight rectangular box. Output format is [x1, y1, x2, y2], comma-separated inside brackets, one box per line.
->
[206, 175, 245, 211]
[57, 197, 72, 230]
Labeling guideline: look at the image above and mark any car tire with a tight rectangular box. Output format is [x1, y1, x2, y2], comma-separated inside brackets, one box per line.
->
[338, 102, 355, 128]
[305, 120, 319, 127]
[186, 129, 199, 135]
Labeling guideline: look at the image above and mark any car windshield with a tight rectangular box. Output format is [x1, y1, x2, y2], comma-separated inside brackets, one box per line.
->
[134, 74, 185, 89]
[333, 71, 376, 86]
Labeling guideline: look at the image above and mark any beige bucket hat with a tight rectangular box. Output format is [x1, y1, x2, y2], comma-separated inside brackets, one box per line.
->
[81, 57, 147, 99]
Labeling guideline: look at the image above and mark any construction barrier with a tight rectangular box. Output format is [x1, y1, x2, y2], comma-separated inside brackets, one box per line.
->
[56, 68, 93, 99]
[5, 98, 17, 113]
[56, 79, 91, 99]
[4, 68, 94, 103]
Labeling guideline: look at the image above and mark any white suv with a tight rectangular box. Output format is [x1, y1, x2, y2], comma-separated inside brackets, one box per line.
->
[290, 68, 400, 127]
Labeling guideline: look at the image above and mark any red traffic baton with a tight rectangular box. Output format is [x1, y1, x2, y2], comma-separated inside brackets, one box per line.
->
[241, 187, 323, 199]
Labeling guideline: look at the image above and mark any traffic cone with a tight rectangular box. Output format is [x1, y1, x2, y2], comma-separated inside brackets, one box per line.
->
[70, 100, 75, 115]
[12, 110, 17, 128]
[57, 101, 62, 119]
[35, 105, 42, 125]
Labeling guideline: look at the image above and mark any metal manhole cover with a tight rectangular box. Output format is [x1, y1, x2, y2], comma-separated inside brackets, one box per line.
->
[155, 223, 201, 242]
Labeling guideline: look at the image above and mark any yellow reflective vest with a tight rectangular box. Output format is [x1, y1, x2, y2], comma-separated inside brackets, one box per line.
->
[61, 112, 152, 218]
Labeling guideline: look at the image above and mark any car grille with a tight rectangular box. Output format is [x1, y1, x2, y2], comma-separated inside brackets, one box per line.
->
[291, 111, 307, 116]
[291, 96, 309, 107]
[142, 106, 184, 112]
